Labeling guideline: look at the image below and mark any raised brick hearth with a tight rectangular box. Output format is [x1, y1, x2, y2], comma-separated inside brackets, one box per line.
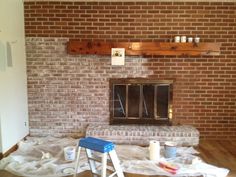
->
[86, 125, 199, 146]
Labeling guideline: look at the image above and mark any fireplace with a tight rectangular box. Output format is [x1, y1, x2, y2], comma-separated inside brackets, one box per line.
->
[109, 78, 173, 125]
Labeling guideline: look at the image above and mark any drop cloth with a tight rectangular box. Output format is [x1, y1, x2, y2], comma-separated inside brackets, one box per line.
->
[0, 136, 229, 177]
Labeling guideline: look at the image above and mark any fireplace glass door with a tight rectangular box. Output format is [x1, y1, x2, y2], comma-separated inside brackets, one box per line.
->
[110, 79, 173, 125]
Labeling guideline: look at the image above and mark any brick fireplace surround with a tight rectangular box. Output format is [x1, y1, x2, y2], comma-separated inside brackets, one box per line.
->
[25, 1, 236, 140]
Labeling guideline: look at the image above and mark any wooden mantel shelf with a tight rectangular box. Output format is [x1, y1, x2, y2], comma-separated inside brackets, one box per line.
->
[67, 40, 220, 56]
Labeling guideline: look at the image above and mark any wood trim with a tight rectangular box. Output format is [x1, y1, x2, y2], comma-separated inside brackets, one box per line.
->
[67, 40, 221, 56]
[0, 144, 18, 160]
[0, 135, 29, 160]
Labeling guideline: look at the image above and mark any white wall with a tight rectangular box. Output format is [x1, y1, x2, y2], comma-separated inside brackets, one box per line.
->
[0, 0, 29, 153]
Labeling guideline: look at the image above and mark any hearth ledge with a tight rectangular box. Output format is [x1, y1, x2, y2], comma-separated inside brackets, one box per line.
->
[86, 125, 199, 146]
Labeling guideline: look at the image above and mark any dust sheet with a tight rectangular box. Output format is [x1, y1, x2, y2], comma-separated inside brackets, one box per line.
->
[0, 137, 229, 177]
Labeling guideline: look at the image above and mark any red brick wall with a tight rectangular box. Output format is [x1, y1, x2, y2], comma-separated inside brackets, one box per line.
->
[24, 1, 236, 139]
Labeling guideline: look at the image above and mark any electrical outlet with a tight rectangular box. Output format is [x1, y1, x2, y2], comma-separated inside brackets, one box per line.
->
[24, 122, 27, 126]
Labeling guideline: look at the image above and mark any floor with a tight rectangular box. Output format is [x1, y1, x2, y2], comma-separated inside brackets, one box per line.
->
[0, 140, 235, 177]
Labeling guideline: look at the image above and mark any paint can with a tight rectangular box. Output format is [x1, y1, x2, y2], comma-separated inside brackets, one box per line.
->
[164, 141, 177, 158]
[64, 146, 76, 161]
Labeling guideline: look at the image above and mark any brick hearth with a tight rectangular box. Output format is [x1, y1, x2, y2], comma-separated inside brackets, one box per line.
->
[86, 125, 199, 146]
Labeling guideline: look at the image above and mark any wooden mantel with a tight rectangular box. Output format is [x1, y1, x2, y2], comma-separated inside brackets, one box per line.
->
[67, 40, 220, 56]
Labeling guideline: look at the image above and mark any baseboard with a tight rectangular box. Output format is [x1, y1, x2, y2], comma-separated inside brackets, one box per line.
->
[0, 134, 29, 160]
[0, 144, 18, 160]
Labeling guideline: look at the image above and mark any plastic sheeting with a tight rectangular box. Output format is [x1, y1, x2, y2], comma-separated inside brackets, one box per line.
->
[0, 136, 229, 177]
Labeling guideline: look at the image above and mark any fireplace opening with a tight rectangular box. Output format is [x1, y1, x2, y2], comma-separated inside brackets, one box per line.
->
[109, 78, 173, 125]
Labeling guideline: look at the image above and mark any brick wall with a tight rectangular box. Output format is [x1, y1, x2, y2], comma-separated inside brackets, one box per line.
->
[24, 1, 236, 139]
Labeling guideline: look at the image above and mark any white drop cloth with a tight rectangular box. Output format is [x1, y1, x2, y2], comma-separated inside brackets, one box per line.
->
[0, 137, 229, 177]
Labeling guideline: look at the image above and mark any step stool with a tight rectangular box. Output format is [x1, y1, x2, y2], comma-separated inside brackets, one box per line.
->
[74, 137, 125, 177]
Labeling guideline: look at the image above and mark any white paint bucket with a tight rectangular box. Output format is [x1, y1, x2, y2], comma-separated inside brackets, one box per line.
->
[64, 146, 76, 161]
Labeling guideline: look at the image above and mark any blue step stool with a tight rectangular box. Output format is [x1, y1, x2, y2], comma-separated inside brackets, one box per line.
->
[74, 137, 124, 177]
[79, 137, 115, 153]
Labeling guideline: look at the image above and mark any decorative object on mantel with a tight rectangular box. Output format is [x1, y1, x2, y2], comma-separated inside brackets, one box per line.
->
[188, 37, 193, 43]
[111, 48, 125, 66]
[174, 36, 180, 43]
[67, 40, 220, 56]
[174, 36, 199, 43]
[194, 37, 200, 43]
[180, 36, 186, 43]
